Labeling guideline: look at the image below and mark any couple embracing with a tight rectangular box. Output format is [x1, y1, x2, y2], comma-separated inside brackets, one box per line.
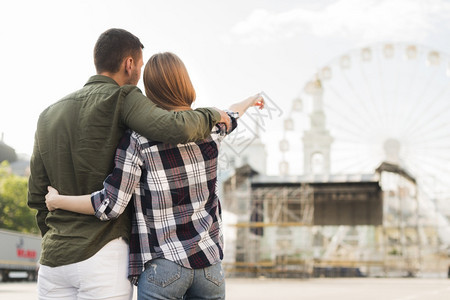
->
[28, 28, 264, 300]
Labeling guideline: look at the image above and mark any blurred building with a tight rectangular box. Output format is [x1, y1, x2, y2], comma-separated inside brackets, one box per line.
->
[0, 133, 30, 176]
[0, 133, 17, 163]
[220, 160, 450, 278]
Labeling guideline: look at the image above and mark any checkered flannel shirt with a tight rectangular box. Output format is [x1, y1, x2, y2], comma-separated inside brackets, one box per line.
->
[91, 112, 238, 285]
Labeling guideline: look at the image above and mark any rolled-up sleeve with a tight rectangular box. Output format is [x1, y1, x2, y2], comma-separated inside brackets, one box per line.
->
[91, 130, 143, 220]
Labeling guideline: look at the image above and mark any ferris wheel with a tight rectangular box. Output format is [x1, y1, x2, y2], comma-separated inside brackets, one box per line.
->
[280, 42, 450, 200]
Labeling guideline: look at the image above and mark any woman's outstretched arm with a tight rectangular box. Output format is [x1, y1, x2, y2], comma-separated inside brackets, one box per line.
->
[228, 94, 265, 117]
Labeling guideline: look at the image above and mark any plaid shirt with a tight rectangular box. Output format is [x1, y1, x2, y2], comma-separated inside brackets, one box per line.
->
[91, 112, 238, 284]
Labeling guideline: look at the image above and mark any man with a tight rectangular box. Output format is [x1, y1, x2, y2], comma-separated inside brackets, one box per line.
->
[27, 28, 229, 300]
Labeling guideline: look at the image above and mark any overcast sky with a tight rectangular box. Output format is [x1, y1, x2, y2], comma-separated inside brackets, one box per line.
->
[2, 0, 450, 176]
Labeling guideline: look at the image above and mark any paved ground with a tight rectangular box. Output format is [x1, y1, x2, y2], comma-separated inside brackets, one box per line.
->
[1, 278, 449, 299]
[226, 278, 450, 300]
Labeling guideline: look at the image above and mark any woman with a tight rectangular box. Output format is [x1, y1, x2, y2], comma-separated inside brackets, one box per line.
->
[45, 52, 264, 299]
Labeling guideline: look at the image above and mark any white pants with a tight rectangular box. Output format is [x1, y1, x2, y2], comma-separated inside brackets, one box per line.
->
[37, 237, 132, 300]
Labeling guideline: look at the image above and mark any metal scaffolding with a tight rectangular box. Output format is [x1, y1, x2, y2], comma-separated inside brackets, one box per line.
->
[220, 163, 450, 278]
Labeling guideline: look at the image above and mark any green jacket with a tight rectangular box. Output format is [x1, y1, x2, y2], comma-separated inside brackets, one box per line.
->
[27, 75, 220, 267]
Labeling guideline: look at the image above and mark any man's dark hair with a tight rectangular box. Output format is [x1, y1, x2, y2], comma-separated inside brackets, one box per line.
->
[94, 28, 144, 74]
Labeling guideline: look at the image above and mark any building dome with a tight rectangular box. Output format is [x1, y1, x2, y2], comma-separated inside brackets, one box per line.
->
[0, 140, 17, 163]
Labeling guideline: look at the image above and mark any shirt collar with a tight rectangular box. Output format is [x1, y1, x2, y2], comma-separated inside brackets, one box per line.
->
[84, 75, 119, 87]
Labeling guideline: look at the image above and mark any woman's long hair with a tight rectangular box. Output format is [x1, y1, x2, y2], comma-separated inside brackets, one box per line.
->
[143, 52, 195, 111]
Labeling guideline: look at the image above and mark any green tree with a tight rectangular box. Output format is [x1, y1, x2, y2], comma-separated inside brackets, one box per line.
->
[0, 161, 38, 234]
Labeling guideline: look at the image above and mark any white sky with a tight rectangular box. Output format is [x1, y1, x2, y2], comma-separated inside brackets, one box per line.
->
[2, 0, 450, 176]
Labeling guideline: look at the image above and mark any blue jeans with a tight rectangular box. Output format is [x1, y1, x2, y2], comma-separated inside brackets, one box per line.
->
[137, 258, 225, 300]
